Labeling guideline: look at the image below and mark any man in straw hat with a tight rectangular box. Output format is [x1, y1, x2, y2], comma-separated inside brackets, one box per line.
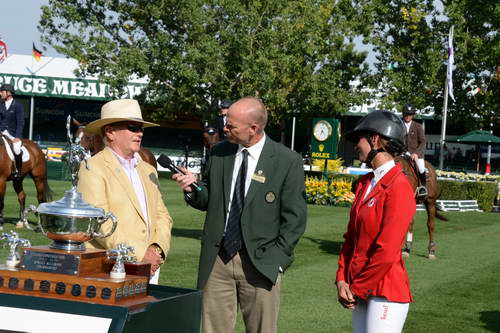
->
[78, 99, 173, 284]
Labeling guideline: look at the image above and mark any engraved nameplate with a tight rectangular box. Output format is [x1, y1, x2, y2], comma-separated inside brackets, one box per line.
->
[21, 250, 80, 275]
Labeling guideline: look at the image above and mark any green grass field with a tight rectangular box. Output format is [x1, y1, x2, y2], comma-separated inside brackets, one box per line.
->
[1, 178, 499, 332]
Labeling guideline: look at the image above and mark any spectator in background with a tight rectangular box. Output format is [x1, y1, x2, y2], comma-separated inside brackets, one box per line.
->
[216, 99, 232, 139]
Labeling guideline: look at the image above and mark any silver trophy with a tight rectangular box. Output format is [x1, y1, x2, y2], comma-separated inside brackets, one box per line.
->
[0, 231, 31, 267]
[23, 116, 117, 251]
[107, 243, 137, 279]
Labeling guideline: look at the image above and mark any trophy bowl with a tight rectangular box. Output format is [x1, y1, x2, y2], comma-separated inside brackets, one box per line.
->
[24, 189, 117, 251]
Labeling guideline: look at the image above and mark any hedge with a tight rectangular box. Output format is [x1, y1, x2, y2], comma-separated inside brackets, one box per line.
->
[304, 171, 498, 212]
[438, 180, 498, 212]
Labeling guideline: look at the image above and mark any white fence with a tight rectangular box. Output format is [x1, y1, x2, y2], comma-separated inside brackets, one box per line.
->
[416, 200, 482, 212]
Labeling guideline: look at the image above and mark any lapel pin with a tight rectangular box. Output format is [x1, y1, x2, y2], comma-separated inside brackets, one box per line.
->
[265, 191, 276, 203]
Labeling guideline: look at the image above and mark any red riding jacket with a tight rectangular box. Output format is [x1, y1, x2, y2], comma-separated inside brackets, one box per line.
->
[336, 163, 416, 302]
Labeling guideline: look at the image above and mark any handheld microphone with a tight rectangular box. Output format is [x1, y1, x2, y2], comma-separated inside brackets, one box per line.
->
[157, 154, 202, 192]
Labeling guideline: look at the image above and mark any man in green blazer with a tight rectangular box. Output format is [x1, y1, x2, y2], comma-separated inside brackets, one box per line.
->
[173, 97, 307, 333]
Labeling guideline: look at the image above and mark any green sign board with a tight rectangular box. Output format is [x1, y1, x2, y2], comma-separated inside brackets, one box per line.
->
[0, 73, 146, 101]
[311, 118, 340, 160]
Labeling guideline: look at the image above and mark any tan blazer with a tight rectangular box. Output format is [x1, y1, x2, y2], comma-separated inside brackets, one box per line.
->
[77, 147, 173, 261]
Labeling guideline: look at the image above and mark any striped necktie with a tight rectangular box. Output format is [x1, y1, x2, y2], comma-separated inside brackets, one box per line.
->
[222, 149, 248, 262]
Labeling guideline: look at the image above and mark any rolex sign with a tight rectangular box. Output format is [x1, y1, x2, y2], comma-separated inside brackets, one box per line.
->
[311, 118, 339, 160]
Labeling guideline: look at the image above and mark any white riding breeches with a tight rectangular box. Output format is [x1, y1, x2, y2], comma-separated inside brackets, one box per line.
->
[416, 158, 425, 174]
[352, 296, 409, 333]
[2, 130, 21, 154]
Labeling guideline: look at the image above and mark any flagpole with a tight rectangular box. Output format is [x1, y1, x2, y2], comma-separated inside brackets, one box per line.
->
[29, 96, 34, 140]
[439, 78, 448, 170]
[30, 48, 34, 141]
[439, 25, 455, 170]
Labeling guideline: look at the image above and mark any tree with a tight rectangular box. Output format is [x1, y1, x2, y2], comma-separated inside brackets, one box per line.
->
[440, 0, 500, 134]
[359, 0, 499, 134]
[39, 0, 371, 126]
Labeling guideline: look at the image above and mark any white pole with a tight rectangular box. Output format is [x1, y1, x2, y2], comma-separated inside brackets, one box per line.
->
[29, 96, 34, 140]
[439, 79, 448, 170]
[291, 116, 296, 151]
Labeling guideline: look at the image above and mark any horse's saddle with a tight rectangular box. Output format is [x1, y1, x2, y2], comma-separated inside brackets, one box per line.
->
[401, 153, 424, 186]
[1, 136, 30, 163]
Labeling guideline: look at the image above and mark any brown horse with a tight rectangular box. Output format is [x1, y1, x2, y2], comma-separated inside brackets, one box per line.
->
[0, 136, 51, 229]
[75, 127, 158, 169]
[395, 155, 448, 259]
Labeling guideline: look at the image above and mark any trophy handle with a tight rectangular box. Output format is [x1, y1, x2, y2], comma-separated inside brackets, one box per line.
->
[93, 213, 117, 239]
[22, 205, 45, 234]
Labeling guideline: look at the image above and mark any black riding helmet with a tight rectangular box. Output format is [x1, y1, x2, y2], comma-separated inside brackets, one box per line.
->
[402, 103, 416, 115]
[345, 110, 406, 164]
[0, 84, 15, 94]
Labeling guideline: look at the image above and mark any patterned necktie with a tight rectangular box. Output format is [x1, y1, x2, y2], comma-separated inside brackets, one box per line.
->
[222, 149, 248, 261]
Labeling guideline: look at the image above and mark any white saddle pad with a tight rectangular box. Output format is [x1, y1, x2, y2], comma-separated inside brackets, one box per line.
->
[2, 137, 30, 162]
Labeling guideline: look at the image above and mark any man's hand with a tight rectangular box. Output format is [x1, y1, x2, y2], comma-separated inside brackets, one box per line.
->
[12, 138, 21, 143]
[143, 245, 164, 275]
[172, 167, 197, 193]
[411, 153, 419, 161]
[336, 280, 357, 309]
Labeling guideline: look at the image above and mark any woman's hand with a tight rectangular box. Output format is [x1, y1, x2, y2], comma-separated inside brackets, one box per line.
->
[336, 280, 357, 309]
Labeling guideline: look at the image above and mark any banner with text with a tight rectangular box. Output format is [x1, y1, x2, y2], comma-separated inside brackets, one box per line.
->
[0, 73, 145, 101]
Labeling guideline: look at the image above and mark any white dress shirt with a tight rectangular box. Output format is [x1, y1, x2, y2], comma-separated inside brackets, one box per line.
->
[363, 159, 395, 200]
[224, 134, 266, 230]
[110, 150, 149, 228]
[4, 99, 13, 110]
[404, 121, 411, 133]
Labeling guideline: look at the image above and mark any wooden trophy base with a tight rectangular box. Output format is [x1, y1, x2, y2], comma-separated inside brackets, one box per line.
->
[0, 246, 154, 309]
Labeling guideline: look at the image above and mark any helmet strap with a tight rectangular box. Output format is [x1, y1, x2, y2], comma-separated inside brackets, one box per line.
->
[365, 134, 386, 167]
[366, 148, 385, 167]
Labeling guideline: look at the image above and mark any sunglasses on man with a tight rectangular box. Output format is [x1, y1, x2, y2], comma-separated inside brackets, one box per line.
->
[126, 124, 144, 133]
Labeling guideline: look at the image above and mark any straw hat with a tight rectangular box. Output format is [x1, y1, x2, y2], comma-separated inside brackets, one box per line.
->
[85, 99, 159, 135]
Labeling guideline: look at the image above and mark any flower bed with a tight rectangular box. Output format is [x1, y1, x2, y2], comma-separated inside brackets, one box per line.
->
[436, 170, 500, 182]
[305, 176, 355, 207]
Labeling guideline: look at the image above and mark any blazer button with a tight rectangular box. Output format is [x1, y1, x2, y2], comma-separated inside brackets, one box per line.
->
[215, 242, 220, 248]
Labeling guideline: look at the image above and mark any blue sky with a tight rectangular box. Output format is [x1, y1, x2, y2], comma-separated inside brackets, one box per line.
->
[1, 0, 62, 57]
[2, 1, 379, 61]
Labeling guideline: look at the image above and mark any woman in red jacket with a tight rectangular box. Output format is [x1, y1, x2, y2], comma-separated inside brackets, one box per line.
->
[336, 110, 416, 333]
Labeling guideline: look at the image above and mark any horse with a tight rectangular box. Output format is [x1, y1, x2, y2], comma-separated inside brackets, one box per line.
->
[75, 126, 158, 169]
[395, 154, 448, 259]
[0, 136, 51, 229]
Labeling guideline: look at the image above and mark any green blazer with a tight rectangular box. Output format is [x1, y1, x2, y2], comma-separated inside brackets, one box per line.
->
[187, 136, 307, 289]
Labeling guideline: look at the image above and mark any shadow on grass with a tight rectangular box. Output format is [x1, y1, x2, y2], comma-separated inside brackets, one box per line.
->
[172, 227, 202, 240]
[0, 217, 21, 226]
[480, 311, 500, 332]
[302, 236, 342, 255]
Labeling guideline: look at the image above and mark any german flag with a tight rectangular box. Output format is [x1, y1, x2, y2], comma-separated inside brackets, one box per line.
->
[32, 43, 42, 62]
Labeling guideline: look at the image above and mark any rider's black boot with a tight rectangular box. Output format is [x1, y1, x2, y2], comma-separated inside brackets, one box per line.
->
[13, 152, 23, 179]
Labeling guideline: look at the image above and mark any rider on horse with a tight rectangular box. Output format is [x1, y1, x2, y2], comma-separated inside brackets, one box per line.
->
[402, 104, 428, 198]
[0, 84, 25, 179]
